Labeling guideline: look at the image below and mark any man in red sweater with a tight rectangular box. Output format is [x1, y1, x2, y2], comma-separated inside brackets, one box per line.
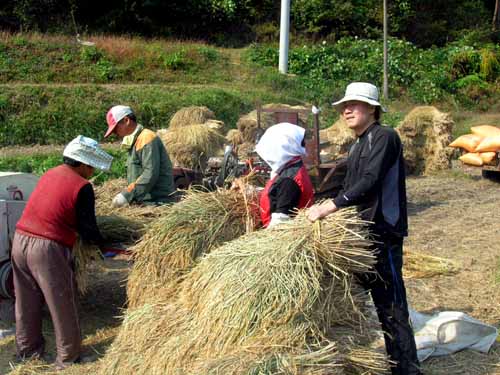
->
[12, 135, 113, 370]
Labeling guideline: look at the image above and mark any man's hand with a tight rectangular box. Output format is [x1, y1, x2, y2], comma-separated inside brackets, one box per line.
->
[306, 199, 337, 222]
[112, 193, 128, 208]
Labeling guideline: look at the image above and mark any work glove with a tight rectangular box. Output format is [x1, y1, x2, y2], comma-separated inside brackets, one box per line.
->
[267, 212, 290, 228]
[112, 193, 128, 208]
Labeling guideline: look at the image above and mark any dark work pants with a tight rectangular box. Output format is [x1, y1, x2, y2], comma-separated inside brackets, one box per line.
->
[11, 232, 81, 367]
[358, 235, 422, 375]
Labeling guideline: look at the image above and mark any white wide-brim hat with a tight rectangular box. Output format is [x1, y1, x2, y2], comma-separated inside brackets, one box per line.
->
[332, 82, 387, 112]
[63, 135, 113, 171]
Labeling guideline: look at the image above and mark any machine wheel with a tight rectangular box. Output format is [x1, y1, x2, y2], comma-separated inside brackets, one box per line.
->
[0, 261, 14, 299]
[216, 146, 239, 187]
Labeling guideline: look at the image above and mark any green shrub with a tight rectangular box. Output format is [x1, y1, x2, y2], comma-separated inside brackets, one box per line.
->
[162, 50, 191, 70]
[0, 85, 291, 146]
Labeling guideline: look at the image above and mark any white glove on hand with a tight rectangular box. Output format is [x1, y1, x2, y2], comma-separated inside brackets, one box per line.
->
[267, 213, 290, 228]
[112, 193, 128, 208]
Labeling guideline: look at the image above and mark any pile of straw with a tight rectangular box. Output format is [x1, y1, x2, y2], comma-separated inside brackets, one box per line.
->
[226, 128, 244, 146]
[100, 209, 389, 375]
[71, 179, 169, 295]
[93, 179, 168, 243]
[403, 249, 460, 279]
[320, 117, 356, 160]
[396, 106, 454, 175]
[126, 188, 259, 307]
[158, 123, 225, 169]
[169, 106, 215, 129]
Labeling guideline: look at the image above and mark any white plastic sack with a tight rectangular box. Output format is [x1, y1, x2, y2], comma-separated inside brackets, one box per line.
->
[409, 309, 498, 362]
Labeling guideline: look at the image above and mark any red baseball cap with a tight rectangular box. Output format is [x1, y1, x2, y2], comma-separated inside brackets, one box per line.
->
[105, 105, 133, 138]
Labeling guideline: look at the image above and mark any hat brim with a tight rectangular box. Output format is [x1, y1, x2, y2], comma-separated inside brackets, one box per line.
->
[332, 95, 387, 112]
[104, 123, 118, 138]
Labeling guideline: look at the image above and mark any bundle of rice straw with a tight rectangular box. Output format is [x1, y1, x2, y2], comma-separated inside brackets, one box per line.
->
[72, 238, 104, 295]
[226, 128, 244, 146]
[403, 249, 459, 279]
[127, 187, 259, 307]
[157, 123, 225, 169]
[396, 106, 454, 175]
[100, 209, 389, 375]
[169, 106, 215, 129]
[93, 179, 169, 243]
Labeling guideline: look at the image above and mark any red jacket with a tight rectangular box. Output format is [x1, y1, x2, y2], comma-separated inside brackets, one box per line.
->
[260, 158, 314, 228]
[16, 164, 89, 248]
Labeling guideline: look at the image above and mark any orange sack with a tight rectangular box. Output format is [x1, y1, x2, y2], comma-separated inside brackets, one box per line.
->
[475, 135, 500, 152]
[449, 134, 482, 152]
[470, 125, 500, 138]
[479, 152, 497, 164]
[459, 153, 483, 166]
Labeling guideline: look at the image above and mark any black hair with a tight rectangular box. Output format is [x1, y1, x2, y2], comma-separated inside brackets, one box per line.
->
[374, 106, 381, 121]
[126, 113, 137, 122]
[63, 156, 82, 167]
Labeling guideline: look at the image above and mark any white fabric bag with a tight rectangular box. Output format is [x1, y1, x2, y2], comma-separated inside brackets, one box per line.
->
[409, 309, 498, 362]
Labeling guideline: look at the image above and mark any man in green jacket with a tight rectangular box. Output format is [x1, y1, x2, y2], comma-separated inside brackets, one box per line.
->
[104, 105, 175, 207]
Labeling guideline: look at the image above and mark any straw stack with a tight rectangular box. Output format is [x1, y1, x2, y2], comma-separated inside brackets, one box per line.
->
[126, 188, 259, 308]
[99, 209, 389, 375]
[157, 123, 225, 170]
[169, 106, 215, 129]
[396, 106, 454, 175]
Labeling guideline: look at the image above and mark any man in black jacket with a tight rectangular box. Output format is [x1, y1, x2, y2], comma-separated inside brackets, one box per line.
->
[307, 82, 421, 375]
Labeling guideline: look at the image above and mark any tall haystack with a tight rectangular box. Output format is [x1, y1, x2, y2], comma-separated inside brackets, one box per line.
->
[396, 106, 454, 175]
[237, 104, 308, 143]
[319, 117, 356, 159]
[99, 209, 388, 375]
[169, 106, 215, 129]
[157, 122, 226, 169]
[126, 188, 259, 308]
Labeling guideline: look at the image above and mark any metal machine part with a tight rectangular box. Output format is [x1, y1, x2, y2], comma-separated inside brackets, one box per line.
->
[0, 173, 39, 300]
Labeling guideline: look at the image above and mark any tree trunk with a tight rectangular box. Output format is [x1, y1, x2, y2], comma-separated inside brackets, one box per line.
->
[493, 0, 499, 31]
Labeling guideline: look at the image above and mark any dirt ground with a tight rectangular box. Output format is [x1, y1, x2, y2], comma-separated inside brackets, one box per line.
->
[0, 170, 499, 374]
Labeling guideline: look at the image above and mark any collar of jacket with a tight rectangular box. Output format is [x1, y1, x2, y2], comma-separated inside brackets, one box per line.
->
[121, 124, 143, 150]
[358, 121, 379, 139]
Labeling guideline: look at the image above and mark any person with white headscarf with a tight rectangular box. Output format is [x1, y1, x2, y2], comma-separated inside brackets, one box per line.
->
[12, 136, 113, 370]
[255, 122, 314, 228]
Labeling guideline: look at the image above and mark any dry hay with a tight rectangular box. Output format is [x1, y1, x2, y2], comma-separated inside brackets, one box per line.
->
[320, 117, 356, 159]
[93, 179, 169, 243]
[226, 128, 244, 146]
[403, 249, 460, 279]
[396, 106, 454, 175]
[169, 106, 215, 129]
[237, 104, 308, 144]
[126, 188, 259, 308]
[73, 238, 104, 295]
[236, 141, 256, 159]
[205, 119, 225, 134]
[99, 209, 389, 375]
[157, 123, 225, 169]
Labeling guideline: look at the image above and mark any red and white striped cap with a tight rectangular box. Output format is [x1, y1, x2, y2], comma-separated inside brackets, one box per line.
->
[105, 105, 134, 138]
